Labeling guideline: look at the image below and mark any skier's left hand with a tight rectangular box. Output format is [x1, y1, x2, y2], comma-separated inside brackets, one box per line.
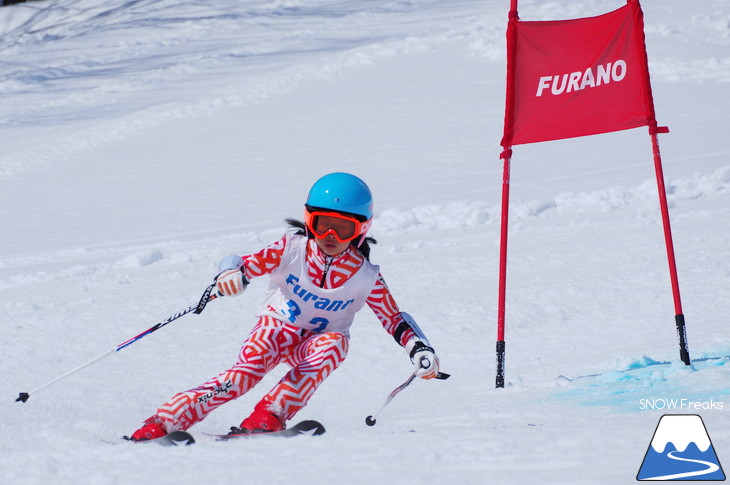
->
[405, 339, 440, 379]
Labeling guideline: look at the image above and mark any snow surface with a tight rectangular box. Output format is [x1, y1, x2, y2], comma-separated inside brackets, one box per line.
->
[1, 0, 728, 484]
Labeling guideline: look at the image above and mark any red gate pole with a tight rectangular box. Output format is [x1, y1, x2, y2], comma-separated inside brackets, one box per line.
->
[649, 124, 691, 365]
[496, 1, 519, 388]
[633, 0, 690, 365]
[496, 149, 512, 388]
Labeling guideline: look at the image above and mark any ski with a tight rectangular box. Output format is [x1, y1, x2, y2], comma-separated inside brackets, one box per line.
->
[154, 430, 196, 446]
[215, 419, 325, 441]
[124, 420, 323, 445]
[122, 430, 195, 446]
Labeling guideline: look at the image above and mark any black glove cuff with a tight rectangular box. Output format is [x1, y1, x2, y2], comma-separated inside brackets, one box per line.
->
[409, 340, 435, 360]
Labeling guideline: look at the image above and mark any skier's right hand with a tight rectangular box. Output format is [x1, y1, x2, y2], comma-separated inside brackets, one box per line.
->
[216, 268, 247, 297]
[215, 255, 248, 297]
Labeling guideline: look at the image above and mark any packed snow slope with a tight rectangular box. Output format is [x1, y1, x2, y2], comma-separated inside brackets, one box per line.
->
[1, 1, 728, 484]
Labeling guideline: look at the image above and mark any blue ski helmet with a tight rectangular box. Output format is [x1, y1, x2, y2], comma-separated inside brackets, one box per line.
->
[305, 172, 373, 220]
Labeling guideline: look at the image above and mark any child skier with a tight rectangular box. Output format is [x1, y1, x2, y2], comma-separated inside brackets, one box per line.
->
[129, 172, 441, 440]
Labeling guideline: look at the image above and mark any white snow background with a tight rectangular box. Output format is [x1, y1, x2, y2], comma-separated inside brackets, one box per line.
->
[1, 0, 728, 484]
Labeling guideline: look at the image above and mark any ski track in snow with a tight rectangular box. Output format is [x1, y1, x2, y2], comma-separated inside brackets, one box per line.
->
[1, 1, 728, 484]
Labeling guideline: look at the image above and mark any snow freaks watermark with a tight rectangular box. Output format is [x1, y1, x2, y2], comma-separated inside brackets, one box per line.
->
[639, 398, 724, 411]
[636, 415, 726, 481]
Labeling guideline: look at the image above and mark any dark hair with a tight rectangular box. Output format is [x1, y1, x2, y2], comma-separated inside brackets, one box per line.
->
[285, 218, 377, 261]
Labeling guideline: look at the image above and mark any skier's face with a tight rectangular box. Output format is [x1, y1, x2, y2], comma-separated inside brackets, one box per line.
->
[315, 233, 349, 256]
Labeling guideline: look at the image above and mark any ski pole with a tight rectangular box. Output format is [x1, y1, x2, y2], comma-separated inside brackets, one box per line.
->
[16, 283, 219, 403]
[365, 356, 450, 426]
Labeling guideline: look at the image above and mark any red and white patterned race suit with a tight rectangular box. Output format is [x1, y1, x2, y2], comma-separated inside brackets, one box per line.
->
[145, 233, 415, 432]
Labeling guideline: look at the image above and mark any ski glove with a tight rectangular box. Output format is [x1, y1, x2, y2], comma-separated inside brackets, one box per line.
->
[216, 255, 248, 297]
[405, 338, 440, 380]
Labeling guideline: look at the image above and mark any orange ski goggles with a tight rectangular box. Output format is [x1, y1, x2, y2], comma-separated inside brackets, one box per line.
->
[304, 209, 371, 243]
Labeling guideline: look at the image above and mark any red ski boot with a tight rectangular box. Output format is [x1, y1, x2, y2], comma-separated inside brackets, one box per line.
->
[128, 421, 167, 442]
[231, 401, 286, 435]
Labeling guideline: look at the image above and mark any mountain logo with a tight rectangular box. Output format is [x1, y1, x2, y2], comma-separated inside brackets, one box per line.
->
[637, 414, 725, 481]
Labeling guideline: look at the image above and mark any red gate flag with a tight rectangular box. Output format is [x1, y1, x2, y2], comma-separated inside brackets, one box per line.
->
[495, 0, 691, 389]
[502, 0, 656, 147]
